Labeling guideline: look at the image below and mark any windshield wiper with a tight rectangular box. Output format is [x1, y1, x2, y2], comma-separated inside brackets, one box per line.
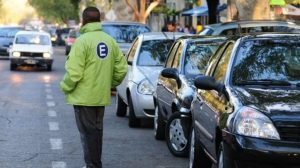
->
[235, 79, 292, 86]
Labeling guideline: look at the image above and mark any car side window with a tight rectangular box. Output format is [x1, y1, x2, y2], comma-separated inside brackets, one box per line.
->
[171, 43, 183, 69]
[212, 43, 234, 83]
[127, 38, 139, 64]
[165, 42, 180, 68]
[219, 28, 237, 35]
[205, 42, 227, 76]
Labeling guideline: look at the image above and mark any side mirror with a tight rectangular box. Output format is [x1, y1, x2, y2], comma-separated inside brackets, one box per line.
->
[194, 76, 224, 93]
[161, 68, 181, 88]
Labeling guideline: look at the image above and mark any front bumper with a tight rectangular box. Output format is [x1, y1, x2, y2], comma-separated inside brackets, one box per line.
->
[10, 57, 53, 66]
[223, 131, 300, 168]
[130, 84, 155, 118]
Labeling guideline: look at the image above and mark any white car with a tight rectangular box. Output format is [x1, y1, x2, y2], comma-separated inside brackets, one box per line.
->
[9, 30, 53, 71]
[116, 32, 186, 127]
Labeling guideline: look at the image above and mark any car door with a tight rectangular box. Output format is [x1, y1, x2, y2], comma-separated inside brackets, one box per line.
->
[157, 41, 181, 119]
[195, 42, 234, 159]
[117, 38, 140, 104]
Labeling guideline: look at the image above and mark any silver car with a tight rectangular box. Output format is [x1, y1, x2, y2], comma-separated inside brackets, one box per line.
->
[116, 32, 186, 127]
[199, 20, 300, 35]
[101, 21, 151, 54]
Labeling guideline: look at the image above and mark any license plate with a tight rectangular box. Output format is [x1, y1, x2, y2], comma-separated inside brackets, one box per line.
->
[25, 59, 37, 64]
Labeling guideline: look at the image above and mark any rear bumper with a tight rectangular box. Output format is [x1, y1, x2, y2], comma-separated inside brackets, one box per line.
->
[10, 57, 53, 66]
[223, 131, 300, 168]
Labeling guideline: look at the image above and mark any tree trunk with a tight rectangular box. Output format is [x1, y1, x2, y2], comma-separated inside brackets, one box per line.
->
[206, 0, 219, 24]
[227, 0, 270, 21]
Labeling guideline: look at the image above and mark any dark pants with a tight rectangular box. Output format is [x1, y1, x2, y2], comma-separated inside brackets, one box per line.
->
[74, 105, 105, 168]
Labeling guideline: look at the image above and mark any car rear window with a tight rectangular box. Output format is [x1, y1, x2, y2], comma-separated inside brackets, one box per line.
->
[102, 24, 150, 43]
[137, 40, 174, 66]
[232, 39, 300, 85]
[199, 28, 213, 35]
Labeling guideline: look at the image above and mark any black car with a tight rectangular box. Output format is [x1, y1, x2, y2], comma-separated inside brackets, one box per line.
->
[189, 33, 300, 168]
[0, 26, 23, 58]
[154, 36, 226, 157]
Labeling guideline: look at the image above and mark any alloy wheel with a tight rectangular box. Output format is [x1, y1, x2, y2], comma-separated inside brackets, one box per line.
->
[169, 118, 188, 151]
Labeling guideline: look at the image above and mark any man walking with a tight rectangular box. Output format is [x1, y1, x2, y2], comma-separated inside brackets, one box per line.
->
[60, 7, 128, 168]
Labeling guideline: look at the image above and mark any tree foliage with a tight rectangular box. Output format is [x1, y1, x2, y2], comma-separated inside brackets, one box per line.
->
[285, 0, 300, 5]
[29, 0, 79, 24]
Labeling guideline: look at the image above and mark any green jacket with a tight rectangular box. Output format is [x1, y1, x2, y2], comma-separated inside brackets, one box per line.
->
[60, 22, 127, 106]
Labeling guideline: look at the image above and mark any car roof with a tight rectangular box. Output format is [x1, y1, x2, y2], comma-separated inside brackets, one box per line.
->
[101, 21, 148, 26]
[16, 30, 50, 36]
[205, 20, 298, 29]
[226, 32, 300, 42]
[177, 35, 228, 42]
[140, 32, 187, 41]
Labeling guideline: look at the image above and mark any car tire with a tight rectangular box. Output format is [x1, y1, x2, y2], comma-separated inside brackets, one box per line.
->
[116, 93, 127, 117]
[46, 64, 52, 71]
[154, 104, 165, 140]
[189, 124, 211, 168]
[166, 112, 190, 157]
[217, 142, 233, 168]
[128, 94, 141, 128]
[10, 63, 17, 71]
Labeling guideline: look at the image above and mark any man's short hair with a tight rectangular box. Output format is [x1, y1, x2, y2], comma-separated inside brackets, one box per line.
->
[82, 7, 101, 23]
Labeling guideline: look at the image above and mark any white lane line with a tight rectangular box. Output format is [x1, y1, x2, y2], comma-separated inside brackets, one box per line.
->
[52, 161, 66, 168]
[48, 110, 57, 117]
[47, 94, 54, 100]
[47, 101, 56, 107]
[46, 88, 52, 93]
[50, 139, 63, 150]
[49, 122, 59, 131]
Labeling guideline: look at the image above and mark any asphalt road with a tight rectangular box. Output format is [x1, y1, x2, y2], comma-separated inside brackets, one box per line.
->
[0, 47, 188, 168]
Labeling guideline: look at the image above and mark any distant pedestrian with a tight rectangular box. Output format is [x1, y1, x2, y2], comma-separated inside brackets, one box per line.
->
[60, 6, 127, 168]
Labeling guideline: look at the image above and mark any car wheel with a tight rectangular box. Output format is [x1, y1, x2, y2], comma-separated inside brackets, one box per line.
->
[154, 104, 165, 140]
[217, 142, 233, 168]
[166, 112, 190, 157]
[46, 64, 52, 71]
[189, 124, 211, 168]
[10, 63, 17, 71]
[116, 93, 127, 117]
[128, 95, 141, 128]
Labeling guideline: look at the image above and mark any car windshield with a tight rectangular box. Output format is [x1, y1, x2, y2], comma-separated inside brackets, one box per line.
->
[102, 24, 150, 43]
[0, 28, 22, 38]
[232, 39, 300, 86]
[137, 40, 174, 66]
[15, 34, 50, 45]
[184, 41, 223, 76]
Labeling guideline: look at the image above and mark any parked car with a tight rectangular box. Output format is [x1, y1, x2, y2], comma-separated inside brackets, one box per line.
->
[0, 26, 23, 59]
[56, 28, 72, 46]
[199, 20, 300, 36]
[65, 28, 80, 55]
[189, 33, 300, 168]
[154, 36, 226, 157]
[9, 31, 53, 71]
[116, 32, 185, 127]
[102, 21, 151, 54]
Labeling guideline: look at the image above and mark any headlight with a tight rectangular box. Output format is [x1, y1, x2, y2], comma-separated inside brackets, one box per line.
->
[234, 107, 280, 140]
[137, 79, 155, 95]
[12, 52, 21, 57]
[43, 52, 51, 58]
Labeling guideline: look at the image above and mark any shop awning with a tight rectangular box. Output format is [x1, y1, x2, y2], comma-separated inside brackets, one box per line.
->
[181, 4, 227, 16]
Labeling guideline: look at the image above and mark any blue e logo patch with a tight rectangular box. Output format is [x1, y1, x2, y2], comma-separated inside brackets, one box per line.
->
[96, 42, 108, 59]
